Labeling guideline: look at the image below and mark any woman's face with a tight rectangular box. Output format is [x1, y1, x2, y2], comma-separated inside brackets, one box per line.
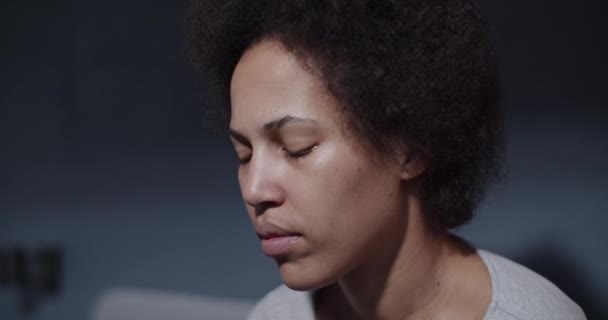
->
[229, 40, 409, 290]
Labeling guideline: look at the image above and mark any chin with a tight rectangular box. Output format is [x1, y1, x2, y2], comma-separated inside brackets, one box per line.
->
[277, 257, 339, 291]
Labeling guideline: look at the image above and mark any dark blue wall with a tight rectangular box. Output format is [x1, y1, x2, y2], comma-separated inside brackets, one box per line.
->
[1, 1, 606, 319]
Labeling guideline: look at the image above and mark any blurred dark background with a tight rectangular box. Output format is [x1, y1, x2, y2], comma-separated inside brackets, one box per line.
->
[0, 0, 606, 319]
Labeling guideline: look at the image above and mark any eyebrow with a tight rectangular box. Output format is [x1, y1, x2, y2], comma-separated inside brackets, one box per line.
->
[262, 115, 318, 132]
[228, 115, 319, 146]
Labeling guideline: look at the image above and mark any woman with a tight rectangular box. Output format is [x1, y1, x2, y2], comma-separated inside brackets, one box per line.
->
[185, 1, 585, 319]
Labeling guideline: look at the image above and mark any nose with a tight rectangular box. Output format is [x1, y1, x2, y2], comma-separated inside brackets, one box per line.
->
[239, 148, 285, 216]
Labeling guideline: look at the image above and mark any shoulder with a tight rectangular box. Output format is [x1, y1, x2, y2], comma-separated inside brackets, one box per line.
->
[479, 250, 586, 320]
[247, 285, 315, 320]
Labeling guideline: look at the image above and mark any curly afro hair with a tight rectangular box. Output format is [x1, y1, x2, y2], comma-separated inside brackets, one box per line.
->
[184, 0, 505, 230]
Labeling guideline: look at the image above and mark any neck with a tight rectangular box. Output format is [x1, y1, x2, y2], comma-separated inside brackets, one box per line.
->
[317, 193, 474, 320]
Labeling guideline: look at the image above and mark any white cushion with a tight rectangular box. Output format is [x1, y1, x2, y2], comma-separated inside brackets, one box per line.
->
[91, 287, 254, 320]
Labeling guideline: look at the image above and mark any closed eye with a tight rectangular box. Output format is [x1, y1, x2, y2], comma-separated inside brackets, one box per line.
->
[237, 145, 317, 165]
[238, 154, 252, 165]
[283, 145, 317, 159]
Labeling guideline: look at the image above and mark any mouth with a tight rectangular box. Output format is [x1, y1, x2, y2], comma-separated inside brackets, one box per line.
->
[260, 235, 302, 256]
[257, 232, 302, 240]
[255, 221, 301, 239]
[255, 222, 302, 257]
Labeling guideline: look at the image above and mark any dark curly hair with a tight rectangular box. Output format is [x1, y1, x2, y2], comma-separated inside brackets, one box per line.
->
[184, 0, 505, 229]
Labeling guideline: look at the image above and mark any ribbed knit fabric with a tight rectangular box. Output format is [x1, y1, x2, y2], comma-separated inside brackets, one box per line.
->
[248, 250, 586, 320]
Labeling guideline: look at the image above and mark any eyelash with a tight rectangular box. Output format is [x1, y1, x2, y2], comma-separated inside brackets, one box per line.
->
[238, 145, 316, 165]
[283, 145, 316, 159]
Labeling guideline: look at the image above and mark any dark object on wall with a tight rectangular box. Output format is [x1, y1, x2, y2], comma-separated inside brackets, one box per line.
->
[0, 249, 10, 285]
[0, 246, 63, 314]
[37, 247, 62, 295]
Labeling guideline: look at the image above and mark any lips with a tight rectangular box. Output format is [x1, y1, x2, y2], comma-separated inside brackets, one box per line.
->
[255, 222, 302, 256]
[255, 221, 300, 239]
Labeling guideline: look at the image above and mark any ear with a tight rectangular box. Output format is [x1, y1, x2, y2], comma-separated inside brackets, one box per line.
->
[397, 148, 428, 181]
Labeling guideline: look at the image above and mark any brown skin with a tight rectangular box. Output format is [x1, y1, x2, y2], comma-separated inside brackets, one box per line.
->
[229, 39, 492, 320]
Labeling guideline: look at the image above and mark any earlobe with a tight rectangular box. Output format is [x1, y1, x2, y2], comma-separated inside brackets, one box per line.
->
[399, 153, 428, 181]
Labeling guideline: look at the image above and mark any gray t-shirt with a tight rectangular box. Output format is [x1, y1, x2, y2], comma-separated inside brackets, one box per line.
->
[247, 250, 586, 320]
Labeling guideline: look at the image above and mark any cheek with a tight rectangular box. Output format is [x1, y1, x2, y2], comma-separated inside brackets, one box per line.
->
[283, 158, 403, 283]
[290, 148, 399, 242]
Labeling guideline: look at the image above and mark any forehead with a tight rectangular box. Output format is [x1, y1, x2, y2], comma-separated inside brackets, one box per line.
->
[229, 40, 343, 132]
[233, 40, 304, 89]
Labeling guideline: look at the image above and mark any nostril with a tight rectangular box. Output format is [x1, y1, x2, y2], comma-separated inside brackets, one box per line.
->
[254, 201, 280, 217]
[255, 205, 264, 217]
